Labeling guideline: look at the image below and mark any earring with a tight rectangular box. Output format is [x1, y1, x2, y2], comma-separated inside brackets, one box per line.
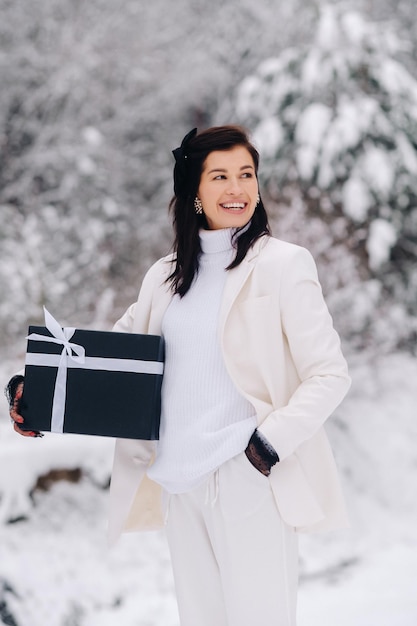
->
[256, 193, 260, 207]
[194, 197, 203, 214]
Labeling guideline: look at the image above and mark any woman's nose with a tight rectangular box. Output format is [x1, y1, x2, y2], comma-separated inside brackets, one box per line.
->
[226, 178, 242, 195]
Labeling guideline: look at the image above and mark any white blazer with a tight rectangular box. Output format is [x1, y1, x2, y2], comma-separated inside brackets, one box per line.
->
[108, 236, 351, 545]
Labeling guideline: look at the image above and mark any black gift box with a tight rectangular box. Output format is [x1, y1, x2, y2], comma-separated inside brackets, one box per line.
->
[20, 326, 164, 439]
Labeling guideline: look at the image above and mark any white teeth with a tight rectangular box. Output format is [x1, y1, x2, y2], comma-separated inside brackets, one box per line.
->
[221, 203, 245, 209]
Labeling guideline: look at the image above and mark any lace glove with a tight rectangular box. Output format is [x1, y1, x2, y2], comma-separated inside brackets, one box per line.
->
[6, 375, 42, 437]
[5, 374, 25, 409]
[245, 429, 279, 476]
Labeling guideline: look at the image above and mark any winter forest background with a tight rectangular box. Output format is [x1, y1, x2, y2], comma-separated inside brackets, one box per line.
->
[1, 0, 416, 624]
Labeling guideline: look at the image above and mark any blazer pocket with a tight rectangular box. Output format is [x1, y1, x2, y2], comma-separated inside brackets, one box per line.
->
[236, 295, 272, 318]
[235, 296, 274, 342]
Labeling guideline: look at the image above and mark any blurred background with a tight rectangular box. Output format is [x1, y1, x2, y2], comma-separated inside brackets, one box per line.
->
[1, 0, 416, 624]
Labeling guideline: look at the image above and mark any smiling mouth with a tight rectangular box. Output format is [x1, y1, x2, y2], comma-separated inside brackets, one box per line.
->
[220, 203, 246, 211]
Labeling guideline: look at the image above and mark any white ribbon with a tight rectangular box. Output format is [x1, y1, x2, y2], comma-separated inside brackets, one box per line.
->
[26, 307, 86, 433]
[25, 354, 163, 375]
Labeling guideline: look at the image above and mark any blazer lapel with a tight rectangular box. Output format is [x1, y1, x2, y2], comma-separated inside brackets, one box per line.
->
[218, 236, 268, 337]
[219, 259, 253, 337]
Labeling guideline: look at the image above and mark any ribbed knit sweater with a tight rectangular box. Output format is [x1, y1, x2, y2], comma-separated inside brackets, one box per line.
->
[147, 228, 257, 493]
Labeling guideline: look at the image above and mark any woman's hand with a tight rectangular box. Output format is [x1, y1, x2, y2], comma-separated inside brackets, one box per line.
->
[244, 430, 279, 476]
[7, 377, 43, 438]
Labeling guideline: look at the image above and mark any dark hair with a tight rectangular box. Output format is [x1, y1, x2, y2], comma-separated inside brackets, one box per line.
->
[168, 125, 271, 296]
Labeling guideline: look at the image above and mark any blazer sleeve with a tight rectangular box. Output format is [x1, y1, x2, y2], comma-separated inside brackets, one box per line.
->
[257, 246, 351, 460]
[112, 257, 170, 334]
[108, 259, 169, 543]
[112, 303, 136, 333]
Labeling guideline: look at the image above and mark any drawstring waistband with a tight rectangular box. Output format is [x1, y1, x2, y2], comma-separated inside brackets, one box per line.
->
[205, 468, 220, 507]
[164, 467, 221, 524]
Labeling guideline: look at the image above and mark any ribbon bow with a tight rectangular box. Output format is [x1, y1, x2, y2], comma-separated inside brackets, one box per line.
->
[26, 307, 85, 433]
[172, 127, 197, 195]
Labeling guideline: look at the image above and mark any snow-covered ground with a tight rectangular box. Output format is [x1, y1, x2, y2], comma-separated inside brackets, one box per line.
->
[1, 351, 416, 625]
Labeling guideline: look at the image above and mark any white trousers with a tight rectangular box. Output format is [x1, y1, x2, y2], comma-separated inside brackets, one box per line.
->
[166, 452, 299, 626]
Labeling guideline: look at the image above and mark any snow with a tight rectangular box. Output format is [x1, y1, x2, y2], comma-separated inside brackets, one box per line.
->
[340, 11, 369, 47]
[252, 117, 284, 158]
[234, 76, 263, 120]
[299, 546, 417, 626]
[366, 218, 397, 270]
[361, 147, 395, 198]
[301, 49, 323, 92]
[77, 155, 96, 176]
[82, 127, 103, 148]
[1, 353, 417, 625]
[333, 98, 372, 148]
[396, 132, 417, 174]
[342, 177, 372, 222]
[0, 431, 113, 523]
[375, 57, 417, 100]
[295, 104, 332, 179]
[316, 6, 340, 51]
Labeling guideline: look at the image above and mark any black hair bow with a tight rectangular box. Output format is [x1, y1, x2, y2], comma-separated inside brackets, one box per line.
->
[172, 127, 197, 196]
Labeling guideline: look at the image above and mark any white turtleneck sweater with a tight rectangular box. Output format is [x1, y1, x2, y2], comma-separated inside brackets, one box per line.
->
[147, 227, 257, 494]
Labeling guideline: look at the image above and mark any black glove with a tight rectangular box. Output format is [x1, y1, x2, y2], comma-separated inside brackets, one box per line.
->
[245, 429, 279, 476]
[6, 375, 42, 437]
[5, 374, 25, 409]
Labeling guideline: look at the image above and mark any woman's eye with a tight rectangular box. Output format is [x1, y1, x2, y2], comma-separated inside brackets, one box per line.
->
[214, 175, 226, 180]
[242, 172, 253, 178]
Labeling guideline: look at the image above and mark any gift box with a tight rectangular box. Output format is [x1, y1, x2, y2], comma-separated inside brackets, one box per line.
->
[20, 309, 164, 439]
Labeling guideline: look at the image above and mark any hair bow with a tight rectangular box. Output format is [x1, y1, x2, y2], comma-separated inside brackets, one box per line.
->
[172, 127, 197, 195]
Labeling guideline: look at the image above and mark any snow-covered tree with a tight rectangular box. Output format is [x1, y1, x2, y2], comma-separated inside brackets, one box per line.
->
[232, 4, 417, 351]
[0, 0, 318, 354]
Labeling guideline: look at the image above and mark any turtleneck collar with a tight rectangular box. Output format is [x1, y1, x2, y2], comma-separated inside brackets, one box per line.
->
[199, 228, 235, 255]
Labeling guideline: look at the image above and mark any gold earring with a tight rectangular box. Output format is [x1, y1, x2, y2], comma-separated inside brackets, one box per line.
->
[194, 197, 203, 214]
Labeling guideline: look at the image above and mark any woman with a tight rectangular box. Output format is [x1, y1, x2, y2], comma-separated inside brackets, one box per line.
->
[9, 126, 351, 625]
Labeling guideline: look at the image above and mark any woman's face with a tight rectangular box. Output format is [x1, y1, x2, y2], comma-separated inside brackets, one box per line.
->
[197, 146, 259, 230]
